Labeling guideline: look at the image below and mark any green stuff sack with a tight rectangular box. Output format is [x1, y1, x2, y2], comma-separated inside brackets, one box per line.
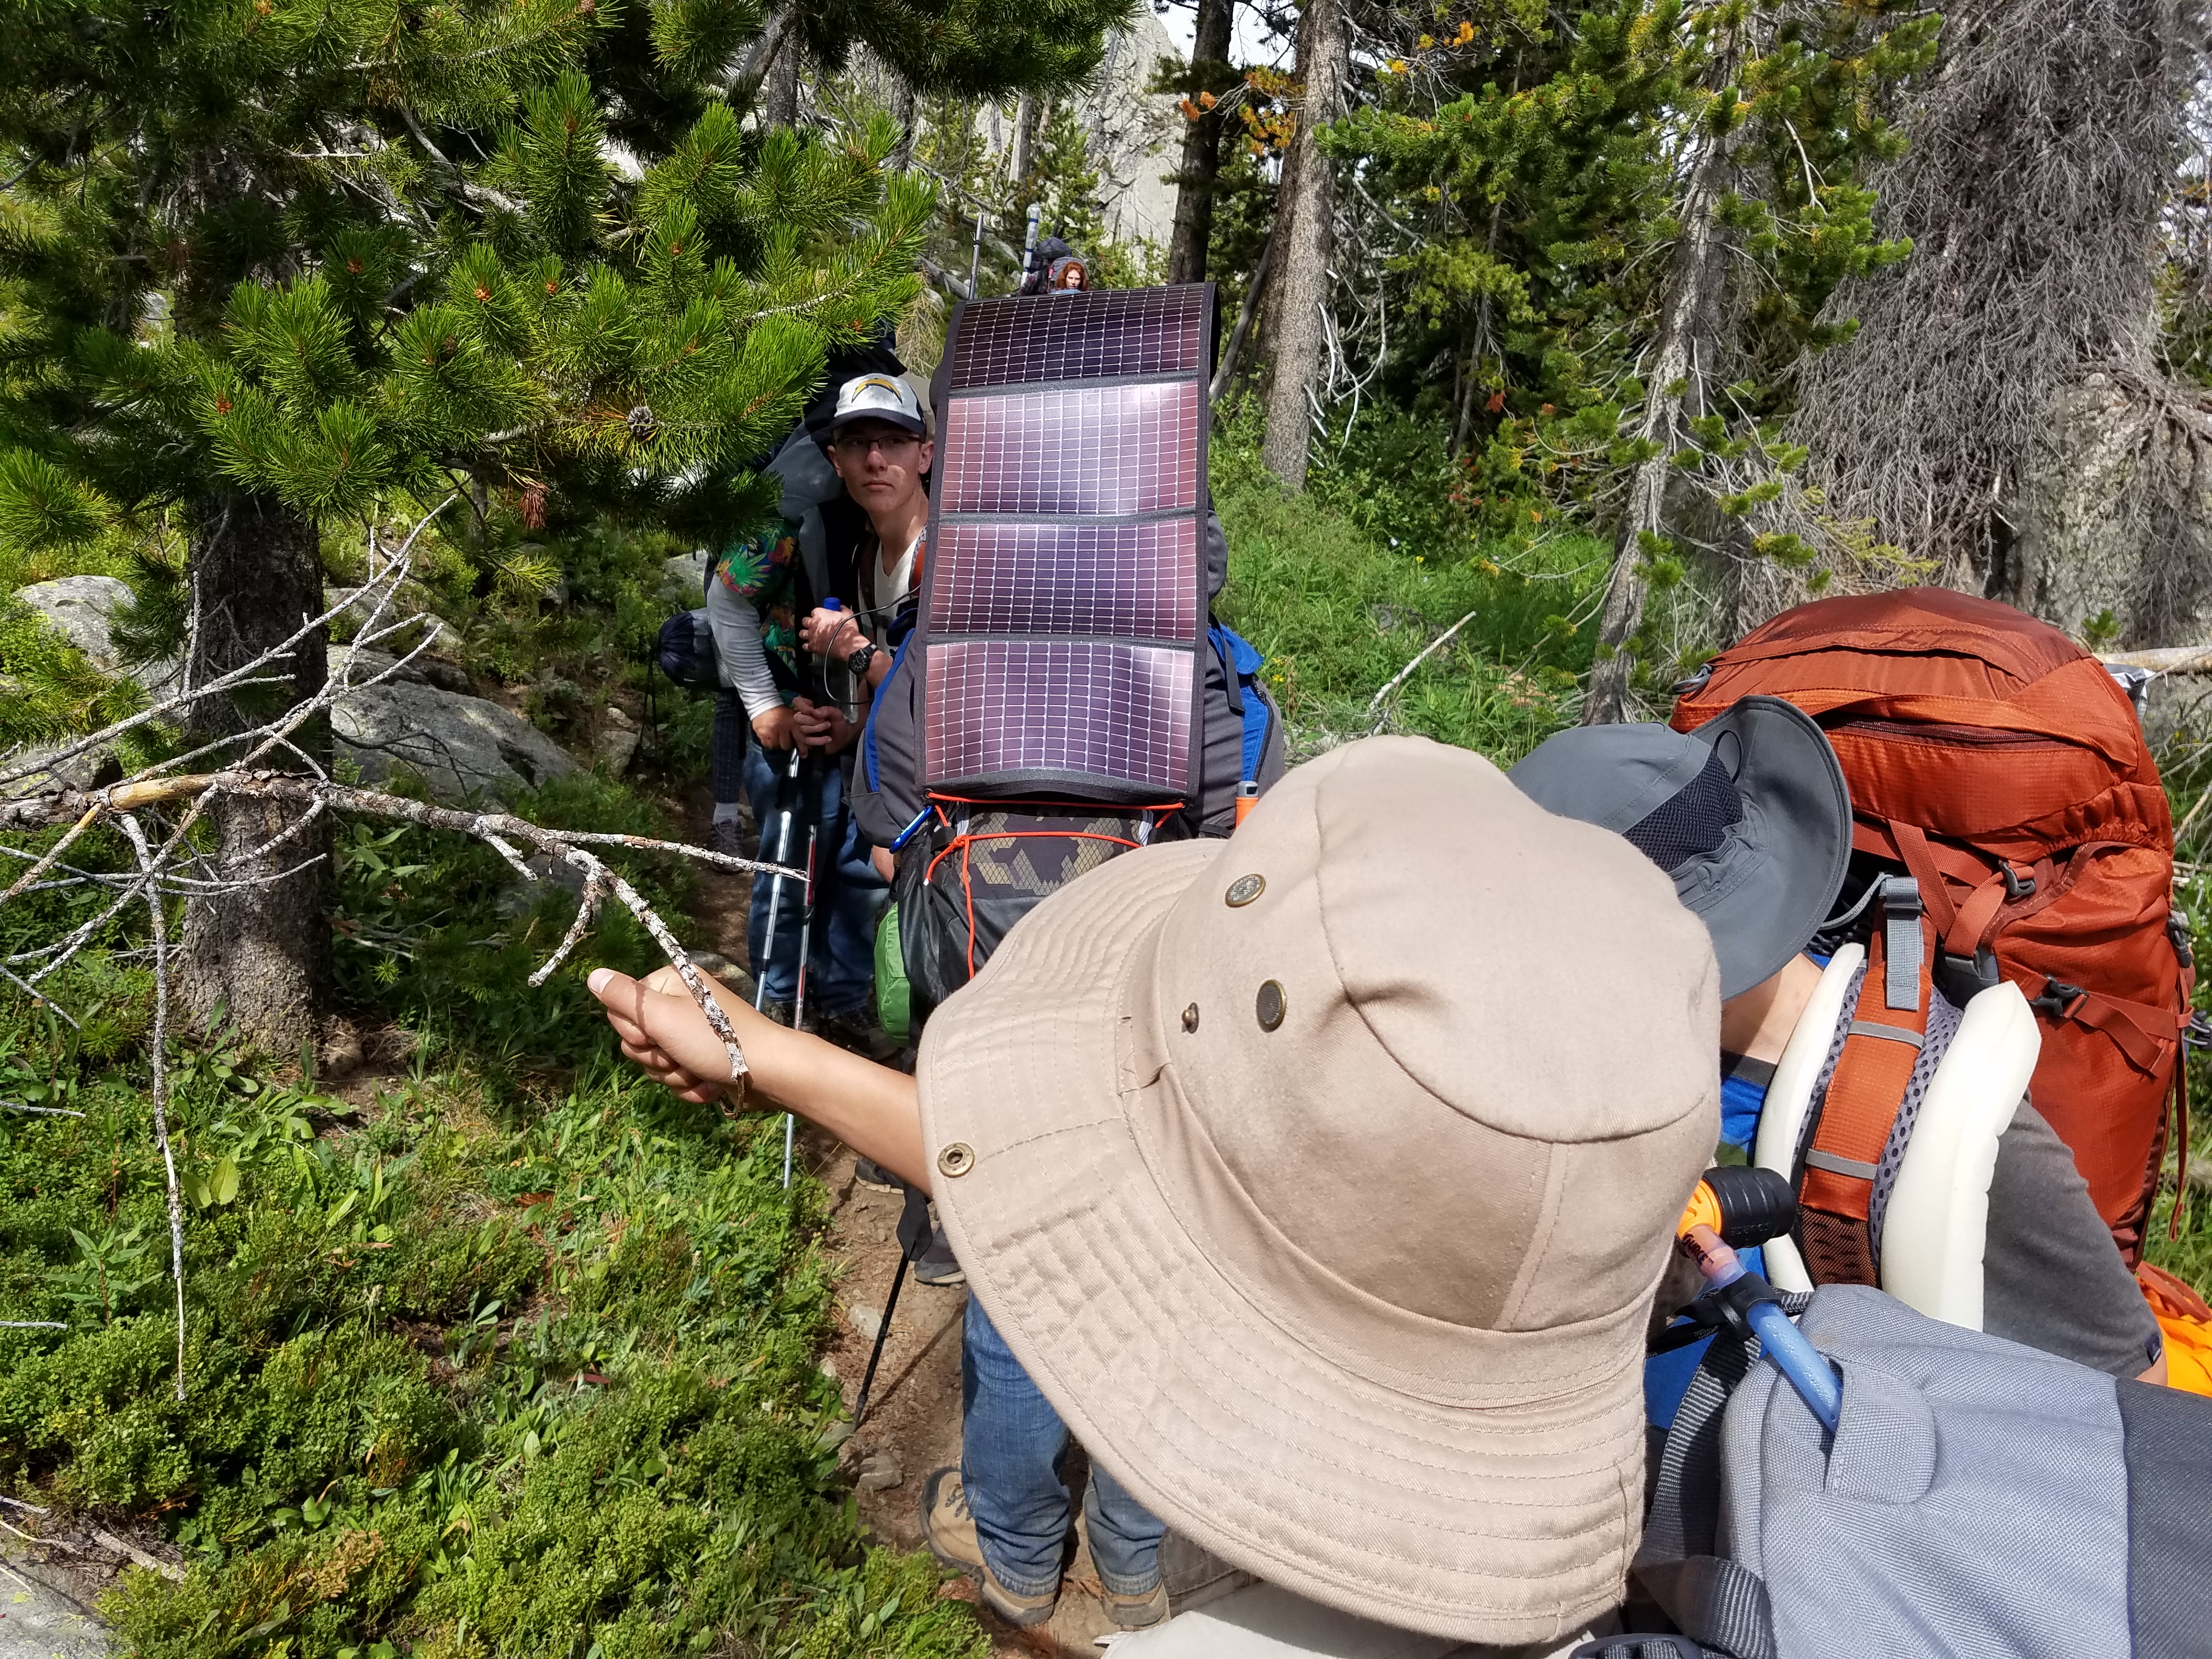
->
[874, 899, 911, 1043]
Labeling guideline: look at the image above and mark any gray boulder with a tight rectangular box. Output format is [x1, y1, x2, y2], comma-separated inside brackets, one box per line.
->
[0, 740, 118, 799]
[662, 549, 710, 603]
[333, 680, 575, 805]
[14, 574, 180, 694]
[323, 585, 463, 654]
[594, 705, 640, 775]
[332, 643, 474, 695]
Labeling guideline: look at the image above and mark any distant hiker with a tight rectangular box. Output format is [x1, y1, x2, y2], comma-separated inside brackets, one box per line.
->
[700, 378, 915, 1039]
[589, 737, 1720, 1648]
[1511, 695, 2165, 1425]
[1018, 234, 1089, 295]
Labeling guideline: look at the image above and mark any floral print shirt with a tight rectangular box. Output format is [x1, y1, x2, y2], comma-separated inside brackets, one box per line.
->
[714, 519, 802, 685]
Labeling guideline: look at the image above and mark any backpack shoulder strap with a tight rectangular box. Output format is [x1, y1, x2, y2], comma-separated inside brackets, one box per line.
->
[1797, 878, 1935, 1285]
[862, 629, 918, 795]
[1632, 1308, 1799, 1659]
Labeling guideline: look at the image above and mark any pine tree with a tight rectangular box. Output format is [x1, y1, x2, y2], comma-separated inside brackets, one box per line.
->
[1261, 0, 1348, 492]
[1333, 0, 1933, 713]
[1162, 0, 1238, 285]
[0, 0, 1129, 1050]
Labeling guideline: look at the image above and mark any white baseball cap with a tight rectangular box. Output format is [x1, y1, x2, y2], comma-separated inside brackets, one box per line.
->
[826, 373, 926, 438]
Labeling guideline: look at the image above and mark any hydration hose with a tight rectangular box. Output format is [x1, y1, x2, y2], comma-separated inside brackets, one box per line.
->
[1672, 1166, 1843, 1434]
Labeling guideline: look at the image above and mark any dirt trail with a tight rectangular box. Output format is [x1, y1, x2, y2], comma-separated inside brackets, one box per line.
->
[673, 790, 1128, 1655]
[810, 1140, 1137, 1658]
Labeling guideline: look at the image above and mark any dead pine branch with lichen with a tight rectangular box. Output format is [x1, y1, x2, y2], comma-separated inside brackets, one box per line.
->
[0, 504, 797, 1400]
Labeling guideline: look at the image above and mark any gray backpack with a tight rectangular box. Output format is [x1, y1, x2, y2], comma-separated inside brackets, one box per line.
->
[1583, 1284, 2212, 1658]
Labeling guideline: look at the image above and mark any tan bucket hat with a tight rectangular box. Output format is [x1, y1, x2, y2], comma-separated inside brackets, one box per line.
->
[919, 737, 1721, 1645]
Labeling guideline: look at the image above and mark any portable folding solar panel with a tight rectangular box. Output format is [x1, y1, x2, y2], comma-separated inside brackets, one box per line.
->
[917, 285, 1214, 803]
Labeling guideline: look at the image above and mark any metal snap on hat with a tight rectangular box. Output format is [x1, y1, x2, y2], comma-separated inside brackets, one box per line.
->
[918, 737, 1721, 1645]
[1508, 695, 1852, 999]
[826, 372, 926, 438]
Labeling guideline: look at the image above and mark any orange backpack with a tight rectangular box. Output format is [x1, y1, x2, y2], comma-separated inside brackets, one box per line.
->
[1673, 586, 2196, 1267]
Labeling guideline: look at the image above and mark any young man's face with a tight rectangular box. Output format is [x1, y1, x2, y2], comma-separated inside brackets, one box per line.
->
[827, 419, 932, 520]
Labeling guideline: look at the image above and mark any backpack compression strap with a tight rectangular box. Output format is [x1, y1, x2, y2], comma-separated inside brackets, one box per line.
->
[1797, 877, 1936, 1286]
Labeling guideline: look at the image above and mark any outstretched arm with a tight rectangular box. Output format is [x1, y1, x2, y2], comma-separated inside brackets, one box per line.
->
[588, 966, 930, 1190]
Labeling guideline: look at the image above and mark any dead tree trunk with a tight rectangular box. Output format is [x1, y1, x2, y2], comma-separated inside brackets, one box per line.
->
[1260, 0, 1346, 492]
[1583, 97, 1740, 726]
[890, 74, 917, 171]
[178, 492, 331, 1053]
[1167, 0, 1236, 286]
[762, 19, 802, 129]
[1451, 200, 1505, 458]
[1786, 0, 2197, 628]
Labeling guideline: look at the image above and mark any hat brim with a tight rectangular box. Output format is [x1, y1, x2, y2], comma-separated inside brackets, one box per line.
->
[824, 409, 926, 439]
[921, 841, 1649, 1645]
[1679, 695, 1852, 998]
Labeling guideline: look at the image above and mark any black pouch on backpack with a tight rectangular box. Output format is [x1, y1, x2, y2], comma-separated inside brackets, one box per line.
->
[894, 800, 1175, 1025]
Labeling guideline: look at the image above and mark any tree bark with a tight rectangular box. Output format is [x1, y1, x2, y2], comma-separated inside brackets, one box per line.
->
[1260, 0, 1346, 492]
[1010, 92, 1039, 195]
[178, 492, 332, 1054]
[1167, 0, 1236, 286]
[889, 75, 917, 171]
[762, 20, 801, 129]
[1582, 74, 1740, 725]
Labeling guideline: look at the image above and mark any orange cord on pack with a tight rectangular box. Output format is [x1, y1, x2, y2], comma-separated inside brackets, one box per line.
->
[916, 796, 1174, 981]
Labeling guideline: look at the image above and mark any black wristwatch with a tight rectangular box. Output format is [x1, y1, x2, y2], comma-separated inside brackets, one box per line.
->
[845, 641, 879, 678]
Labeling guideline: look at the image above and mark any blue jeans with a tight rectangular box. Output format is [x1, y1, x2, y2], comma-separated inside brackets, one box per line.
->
[961, 1296, 1165, 1598]
[742, 743, 884, 1018]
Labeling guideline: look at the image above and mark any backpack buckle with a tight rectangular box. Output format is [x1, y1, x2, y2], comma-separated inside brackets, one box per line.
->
[2031, 977, 2088, 1020]
[2000, 862, 2036, 901]
[2186, 1012, 2212, 1052]
[2170, 907, 2195, 971]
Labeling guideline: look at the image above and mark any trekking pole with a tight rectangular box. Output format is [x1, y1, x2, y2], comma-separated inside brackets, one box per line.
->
[854, 1184, 934, 1426]
[783, 820, 818, 1189]
[753, 742, 804, 1018]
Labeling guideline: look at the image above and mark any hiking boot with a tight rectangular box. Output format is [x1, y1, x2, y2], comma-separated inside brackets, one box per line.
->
[817, 1008, 904, 1063]
[706, 816, 745, 860]
[853, 1156, 900, 1192]
[915, 1221, 966, 1288]
[1102, 1581, 1170, 1630]
[921, 1466, 1057, 1627]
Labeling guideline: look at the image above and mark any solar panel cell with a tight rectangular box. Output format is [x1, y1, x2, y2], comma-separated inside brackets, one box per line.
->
[928, 520, 1198, 640]
[924, 640, 1193, 793]
[949, 287, 1210, 388]
[938, 381, 1201, 516]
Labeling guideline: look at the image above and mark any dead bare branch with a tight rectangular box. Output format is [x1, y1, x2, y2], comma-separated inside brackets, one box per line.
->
[115, 812, 187, 1404]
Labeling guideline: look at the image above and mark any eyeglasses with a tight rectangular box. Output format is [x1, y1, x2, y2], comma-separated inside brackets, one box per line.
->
[832, 430, 922, 458]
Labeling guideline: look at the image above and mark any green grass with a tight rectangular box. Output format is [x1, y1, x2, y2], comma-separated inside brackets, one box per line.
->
[1209, 405, 1604, 766]
[1, 776, 983, 1658]
[1, 1026, 982, 1659]
[2143, 751, 2212, 1299]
